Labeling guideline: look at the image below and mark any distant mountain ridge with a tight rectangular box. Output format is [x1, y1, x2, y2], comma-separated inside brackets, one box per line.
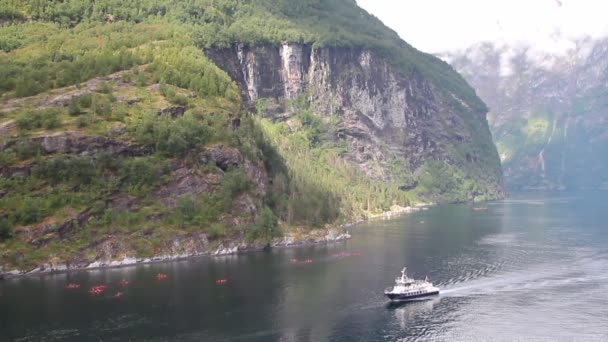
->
[443, 39, 608, 190]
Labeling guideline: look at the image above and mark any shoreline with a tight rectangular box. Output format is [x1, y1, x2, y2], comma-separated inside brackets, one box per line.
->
[0, 228, 352, 280]
[367, 204, 431, 220]
[0, 205, 428, 281]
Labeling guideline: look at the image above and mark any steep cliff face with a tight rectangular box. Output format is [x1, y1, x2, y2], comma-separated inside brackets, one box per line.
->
[0, 0, 504, 275]
[444, 40, 608, 190]
[208, 44, 504, 200]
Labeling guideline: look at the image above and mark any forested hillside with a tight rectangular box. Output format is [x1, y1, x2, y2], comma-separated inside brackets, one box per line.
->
[0, 0, 503, 273]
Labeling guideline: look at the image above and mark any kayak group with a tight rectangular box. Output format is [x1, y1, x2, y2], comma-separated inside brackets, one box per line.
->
[64, 273, 232, 297]
[332, 252, 362, 257]
[62, 253, 360, 297]
[289, 258, 313, 264]
[88, 285, 108, 295]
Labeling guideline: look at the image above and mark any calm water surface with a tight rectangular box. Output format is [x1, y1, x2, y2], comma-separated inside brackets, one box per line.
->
[1, 192, 608, 341]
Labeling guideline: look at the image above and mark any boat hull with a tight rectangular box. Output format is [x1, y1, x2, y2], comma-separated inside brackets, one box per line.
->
[385, 291, 439, 301]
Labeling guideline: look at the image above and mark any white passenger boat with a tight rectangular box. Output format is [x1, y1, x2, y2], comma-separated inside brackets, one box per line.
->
[385, 267, 439, 301]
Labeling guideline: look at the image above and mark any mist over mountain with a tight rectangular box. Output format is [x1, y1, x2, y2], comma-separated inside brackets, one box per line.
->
[443, 37, 608, 190]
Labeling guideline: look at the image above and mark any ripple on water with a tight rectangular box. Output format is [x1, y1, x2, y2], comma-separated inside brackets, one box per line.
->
[477, 233, 518, 246]
[2, 192, 608, 341]
[439, 248, 608, 298]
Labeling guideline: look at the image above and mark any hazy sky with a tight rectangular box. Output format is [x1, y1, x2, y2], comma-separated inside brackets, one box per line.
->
[356, 0, 608, 53]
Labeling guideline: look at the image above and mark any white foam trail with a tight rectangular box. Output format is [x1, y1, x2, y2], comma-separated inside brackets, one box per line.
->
[440, 261, 608, 297]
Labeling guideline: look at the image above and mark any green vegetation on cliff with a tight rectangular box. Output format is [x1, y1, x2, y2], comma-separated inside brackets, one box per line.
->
[250, 100, 413, 225]
[250, 96, 501, 221]
[0, 0, 500, 271]
[0, 0, 482, 111]
[0, 68, 253, 268]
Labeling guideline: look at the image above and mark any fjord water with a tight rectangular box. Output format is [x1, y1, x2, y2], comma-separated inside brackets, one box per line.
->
[1, 192, 607, 341]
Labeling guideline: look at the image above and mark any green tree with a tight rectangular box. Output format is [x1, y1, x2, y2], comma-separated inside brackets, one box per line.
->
[0, 219, 12, 241]
[68, 97, 82, 115]
[15, 77, 43, 97]
[92, 95, 111, 118]
[136, 71, 147, 86]
[247, 207, 281, 242]
[16, 197, 46, 225]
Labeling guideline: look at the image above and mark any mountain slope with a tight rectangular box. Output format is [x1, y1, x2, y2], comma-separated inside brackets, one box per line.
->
[444, 40, 608, 190]
[0, 0, 503, 273]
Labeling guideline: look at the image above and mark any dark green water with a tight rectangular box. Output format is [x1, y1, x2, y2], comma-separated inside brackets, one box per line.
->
[1, 192, 608, 341]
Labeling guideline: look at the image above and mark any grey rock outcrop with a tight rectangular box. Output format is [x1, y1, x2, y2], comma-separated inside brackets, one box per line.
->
[0, 120, 15, 137]
[208, 43, 503, 199]
[1, 131, 147, 156]
[204, 145, 245, 171]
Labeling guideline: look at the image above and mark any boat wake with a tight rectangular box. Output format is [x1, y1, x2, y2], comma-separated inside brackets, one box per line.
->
[439, 253, 608, 297]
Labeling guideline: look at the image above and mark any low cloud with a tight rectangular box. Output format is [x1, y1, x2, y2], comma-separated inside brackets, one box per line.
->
[357, 0, 608, 54]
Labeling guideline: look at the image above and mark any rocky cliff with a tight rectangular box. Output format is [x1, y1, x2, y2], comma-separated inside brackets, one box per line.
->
[208, 44, 504, 201]
[443, 40, 608, 190]
[0, 0, 503, 276]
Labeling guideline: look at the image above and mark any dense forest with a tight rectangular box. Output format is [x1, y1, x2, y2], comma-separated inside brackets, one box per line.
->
[0, 0, 482, 108]
[0, 0, 500, 271]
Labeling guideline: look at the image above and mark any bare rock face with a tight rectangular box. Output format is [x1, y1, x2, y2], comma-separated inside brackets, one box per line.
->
[233, 193, 257, 218]
[0, 120, 15, 137]
[244, 160, 268, 198]
[222, 193, 258, 227]
[0, 131, 147, 156]
[159, 106, 187, 118]
[165, 232, 210, 255]
[95, 238, 134, 261]
[0, 165, 31, 178]
[41, 131, 73, 153]
[154, 145, 268, 211]
[204, 145, 245, 171]
[208, 44, 503, 198]
[109, 122, 127, 136]
[153, 166, 222, 207]
[280, 44, 307, 99]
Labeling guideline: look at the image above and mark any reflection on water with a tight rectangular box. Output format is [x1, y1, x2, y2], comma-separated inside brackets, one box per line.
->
[388, 298, 439, 329]
[1, 191, 608, 341]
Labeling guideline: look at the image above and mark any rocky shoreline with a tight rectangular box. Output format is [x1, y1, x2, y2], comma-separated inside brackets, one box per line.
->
[367, 204, 431, 220]
[0, 228, 352, 280]
[0, 204, 432, 280]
